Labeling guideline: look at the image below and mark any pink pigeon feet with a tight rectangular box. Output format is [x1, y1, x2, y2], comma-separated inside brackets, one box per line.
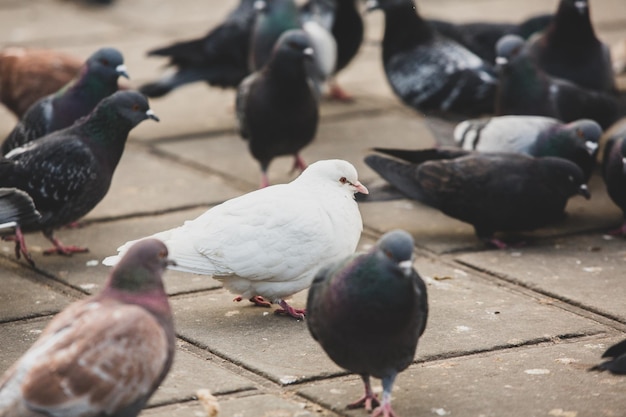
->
[233, 295, 272, 308]
[274, 299, 306, 319]
[328, 80, 354, 102]
[607, 222, 626, 236]
[348, 375, 380, 412]
[42, 233, 89, 256]
[371, 401, 399, 417]
[4, 226, 35, 266]
[484, 237, 526, 250]
[290, 154, 307, 174]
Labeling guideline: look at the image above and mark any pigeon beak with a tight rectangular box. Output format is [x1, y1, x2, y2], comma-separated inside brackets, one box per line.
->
[578, 184, 591, 199]
[166, 258, 177, 267]
[354, 180, 369, 195]
[584, 140, 598, 155]
[365, 0, 380, 12]
[146, 109, 160, 122]
[116, 64, 130, 79]
[495, 56, 508, 66]
[574, 0, 588, 15]
[398, 259, 414, 276]
[303, 47, 315, 60]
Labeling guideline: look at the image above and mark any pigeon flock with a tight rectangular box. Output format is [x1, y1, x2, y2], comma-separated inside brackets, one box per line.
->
[0, 0, 625, 416]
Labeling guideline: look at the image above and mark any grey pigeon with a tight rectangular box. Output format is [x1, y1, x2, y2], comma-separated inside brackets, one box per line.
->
[307, 229, 428, 417]
[103, 160, 368, 320]
[601, 133, 626, 235]
[0, 238, 175, 417]
[139, 0, 257, 98]
[527, 0, 616, 92]
[366, 0, 497, 117]
[0, 47, 83, 118]
[0, 91, 159, 265]
[589, 339, 626, 374]
[428, 13, 552, 64]
[495, 35, 626, 129]
[365, 151, 590, 248]
[453, 116, 602, 180]
[236, 29, 319, 187]
[2, 47, 128, 155]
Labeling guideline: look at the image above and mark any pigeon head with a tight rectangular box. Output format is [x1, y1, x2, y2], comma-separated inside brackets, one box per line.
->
[565, 119, 602, 156]
[298, 159, 369, 195]
[376, 229, 415, 275]
[272, 30, 315, 62]
[106, 238, 175, 296]
[86, 47, 129, 80]
[562, 0, 589, 16]
[98, 90, 160, 128]
[495, 35, 525, 68]
[538, 157, 591, 200]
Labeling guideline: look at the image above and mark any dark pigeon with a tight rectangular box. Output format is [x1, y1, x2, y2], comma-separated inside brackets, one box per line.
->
[601, 132, 626, 235]
[365, 151, 590, 248]
[301, 0, 364, 100]
[0, 47, 83, 118]
[0, 238, 175, 417]
[249, 0, 301, 71]
[453, 116, 602, 180]
[139, 0, 257, 98]
[236, 29, 319, 188]
[527, 0, 616, 92]
[495, 35, 626, 130]
[366, 0, 497, 117]
[0, 91, 159, 265]
[590, 339, 626, 375]
[2, 48, 128, 155]
[428, 13, 553, 63]
[307, 229, 428, 417]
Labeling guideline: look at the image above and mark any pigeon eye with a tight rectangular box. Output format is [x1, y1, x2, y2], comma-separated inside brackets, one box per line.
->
[158, 250, 167, 259]
[100, 58, 109, 66]
[132, 104, 140, 111]
[568, 175, 574, 182]
[576, 129, 584, 138]
[339, 177, 348, 184]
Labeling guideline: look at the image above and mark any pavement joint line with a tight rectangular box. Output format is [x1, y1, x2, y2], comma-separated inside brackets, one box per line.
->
[455, 258, 626, 331]
[0, 311, 57, 327]
[84, 202, 217, 225]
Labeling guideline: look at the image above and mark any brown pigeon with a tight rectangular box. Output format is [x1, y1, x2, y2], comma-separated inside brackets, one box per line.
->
[0, 238, 176, 417]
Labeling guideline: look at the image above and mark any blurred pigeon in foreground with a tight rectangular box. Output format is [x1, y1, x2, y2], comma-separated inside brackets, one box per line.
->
[589, 339, 626, 374]
[601, 134, 626, 235]
[139, 0, 256, 98]
[428, 13, 552, 63]
[0, 239, 175, 417]
[2, 48, 129, 155]
[527, 0, 615, 92]
[0, 91, 159, 265]
[307, 229, 428, 417]
[366, 0, 497, 117]
[103, 160, 368, 320]
[453, 116, 602, 179]
[0, 47, 82, 118]
[365, 152, 590, 248]
[495, 35, 626, 129]
[236, 29, 319, 188]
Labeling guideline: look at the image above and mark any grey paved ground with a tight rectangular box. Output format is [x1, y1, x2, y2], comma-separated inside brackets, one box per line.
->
[1, 1, 626, 416]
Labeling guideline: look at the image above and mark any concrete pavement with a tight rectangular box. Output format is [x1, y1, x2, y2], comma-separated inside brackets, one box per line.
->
[1, 0, 626, 416]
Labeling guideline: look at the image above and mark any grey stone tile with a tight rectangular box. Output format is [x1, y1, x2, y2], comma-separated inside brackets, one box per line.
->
[456, 232, 626, 323]
[298, 336, 626, 417]
[0, 208, 222, 296]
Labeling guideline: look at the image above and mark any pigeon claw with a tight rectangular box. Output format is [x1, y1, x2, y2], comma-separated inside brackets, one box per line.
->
[274, 300, 306, 319]
[371, 403, 398, 417]
[607, 222, 626, 236]
[7, 226, 36, 266]
[249, 295, 272, 308]
[328, 82, 354, 102]
[347, 394, 380, 412]
[43, 245, 89, 256]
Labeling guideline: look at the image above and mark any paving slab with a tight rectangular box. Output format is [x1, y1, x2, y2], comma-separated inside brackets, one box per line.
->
[456, 232, 626, 324]
[169, 243, 606, 385]
[0, 207, 222, 296]
[361, 171, 622, 254]
[0, 319, 257, 407]
[298, 336, 626, 417]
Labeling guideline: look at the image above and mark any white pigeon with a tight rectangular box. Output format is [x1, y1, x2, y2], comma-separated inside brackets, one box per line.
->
[103, 159, 368, 319]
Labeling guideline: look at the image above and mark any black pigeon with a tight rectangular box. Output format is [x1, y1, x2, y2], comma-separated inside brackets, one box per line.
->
[366, 0, 497, 117]
[2, 47, 128, 155]
[428, 13, 552, 63]
[365, 151, 590, 248]
[452, 116, 602, 180]
[236, 29, 319, 188]
[495, 35, 626, 130]
[0, 91, 159, 265]
[601, 133, 626, 235]
[139, 0, 257, 98]
[301, 0, 364, 100]
[307, 229, 428, 417]
[0, 239, 175, 417]
[590, 339, 626, 374]
[527, 0, 615, 92]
